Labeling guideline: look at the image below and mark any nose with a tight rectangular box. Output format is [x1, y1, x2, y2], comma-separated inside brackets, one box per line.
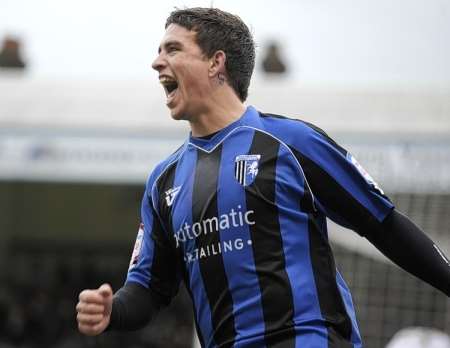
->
[152, 53, 165, 72]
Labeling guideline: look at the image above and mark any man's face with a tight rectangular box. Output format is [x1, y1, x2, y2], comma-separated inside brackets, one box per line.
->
[152, 24, 212, 121]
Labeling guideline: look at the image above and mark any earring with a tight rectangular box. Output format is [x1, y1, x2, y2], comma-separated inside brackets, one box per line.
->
[218, 72, 225, 85]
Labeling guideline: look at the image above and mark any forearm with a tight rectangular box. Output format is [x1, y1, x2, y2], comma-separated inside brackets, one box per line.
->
[108, 282, 163, 331]
[364, 209, 450, 296]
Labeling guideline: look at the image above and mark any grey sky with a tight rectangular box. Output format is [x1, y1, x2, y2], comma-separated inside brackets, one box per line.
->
[1, 0, 449, 88]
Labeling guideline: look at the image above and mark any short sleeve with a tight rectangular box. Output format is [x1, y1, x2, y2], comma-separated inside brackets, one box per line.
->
[290, 123, 394, 235]
[126, 179, 180, 304]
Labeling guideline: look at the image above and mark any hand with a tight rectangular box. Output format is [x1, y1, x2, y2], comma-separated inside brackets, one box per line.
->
[76, 283, 113, 336]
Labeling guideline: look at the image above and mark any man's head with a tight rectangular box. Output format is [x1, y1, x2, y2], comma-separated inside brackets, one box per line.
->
[164, 7, 255, 102]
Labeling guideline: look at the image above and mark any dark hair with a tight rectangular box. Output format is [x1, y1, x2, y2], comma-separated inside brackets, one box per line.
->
[166, 7, 255, 102]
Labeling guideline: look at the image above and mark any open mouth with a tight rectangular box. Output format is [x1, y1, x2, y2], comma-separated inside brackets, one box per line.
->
[160, 77, 179, 98]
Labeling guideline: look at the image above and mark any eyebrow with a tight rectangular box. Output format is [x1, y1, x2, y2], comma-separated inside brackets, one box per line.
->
[158, 40, 183, 54]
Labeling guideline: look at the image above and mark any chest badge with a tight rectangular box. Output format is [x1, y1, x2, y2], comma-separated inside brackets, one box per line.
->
[234, 154, 261, 186]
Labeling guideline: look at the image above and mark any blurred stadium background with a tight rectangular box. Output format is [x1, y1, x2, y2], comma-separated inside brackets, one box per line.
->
[1, 1, 449, 347]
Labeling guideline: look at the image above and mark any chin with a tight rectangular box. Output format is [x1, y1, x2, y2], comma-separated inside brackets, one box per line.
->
[169, 104, 192, 121]
[169, 108, 186, 121]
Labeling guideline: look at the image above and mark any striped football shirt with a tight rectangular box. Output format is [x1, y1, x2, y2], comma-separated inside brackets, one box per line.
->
[127, 105, 394, 348]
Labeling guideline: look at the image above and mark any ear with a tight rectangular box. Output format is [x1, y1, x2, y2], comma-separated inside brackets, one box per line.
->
[208, 50, 226, 78]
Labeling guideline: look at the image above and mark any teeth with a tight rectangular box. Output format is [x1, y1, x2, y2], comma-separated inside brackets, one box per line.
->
[160, 77, 176, 84]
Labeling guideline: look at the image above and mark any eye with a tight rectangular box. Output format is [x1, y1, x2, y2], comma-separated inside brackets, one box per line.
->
[167, 45, 178, 54]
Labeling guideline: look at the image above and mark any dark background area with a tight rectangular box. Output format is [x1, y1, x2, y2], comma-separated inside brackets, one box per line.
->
[0, 181, 193, 348]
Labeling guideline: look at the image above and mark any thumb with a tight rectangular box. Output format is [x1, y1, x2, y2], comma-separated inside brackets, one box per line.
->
[98, 284, 113, 319]
[98, 283, 113, 299]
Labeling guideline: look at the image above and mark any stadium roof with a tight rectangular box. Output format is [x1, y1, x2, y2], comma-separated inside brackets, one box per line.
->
[1, 75, 449, 136]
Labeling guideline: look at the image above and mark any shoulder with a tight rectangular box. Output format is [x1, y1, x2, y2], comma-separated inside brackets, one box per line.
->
[145, 143, 185, 192]
[258, 111, 340, 149]
[259, 111, 327, 136]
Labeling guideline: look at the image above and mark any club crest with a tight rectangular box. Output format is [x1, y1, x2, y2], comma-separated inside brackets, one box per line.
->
[234, 154, 261, 186]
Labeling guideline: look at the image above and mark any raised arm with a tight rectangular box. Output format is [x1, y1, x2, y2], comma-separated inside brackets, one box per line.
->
[76, 172, 180, 335]
[365, 209, 450, 296]
[288, 120, 449, 296]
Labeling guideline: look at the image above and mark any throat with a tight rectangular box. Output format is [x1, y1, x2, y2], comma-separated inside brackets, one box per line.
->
[189, 104, 246, 137]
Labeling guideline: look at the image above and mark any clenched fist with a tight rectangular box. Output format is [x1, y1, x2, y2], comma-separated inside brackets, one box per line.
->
[76, 283, 113, 336]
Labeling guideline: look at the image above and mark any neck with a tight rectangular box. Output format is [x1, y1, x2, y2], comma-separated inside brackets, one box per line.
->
[189, 88, 246, 137]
